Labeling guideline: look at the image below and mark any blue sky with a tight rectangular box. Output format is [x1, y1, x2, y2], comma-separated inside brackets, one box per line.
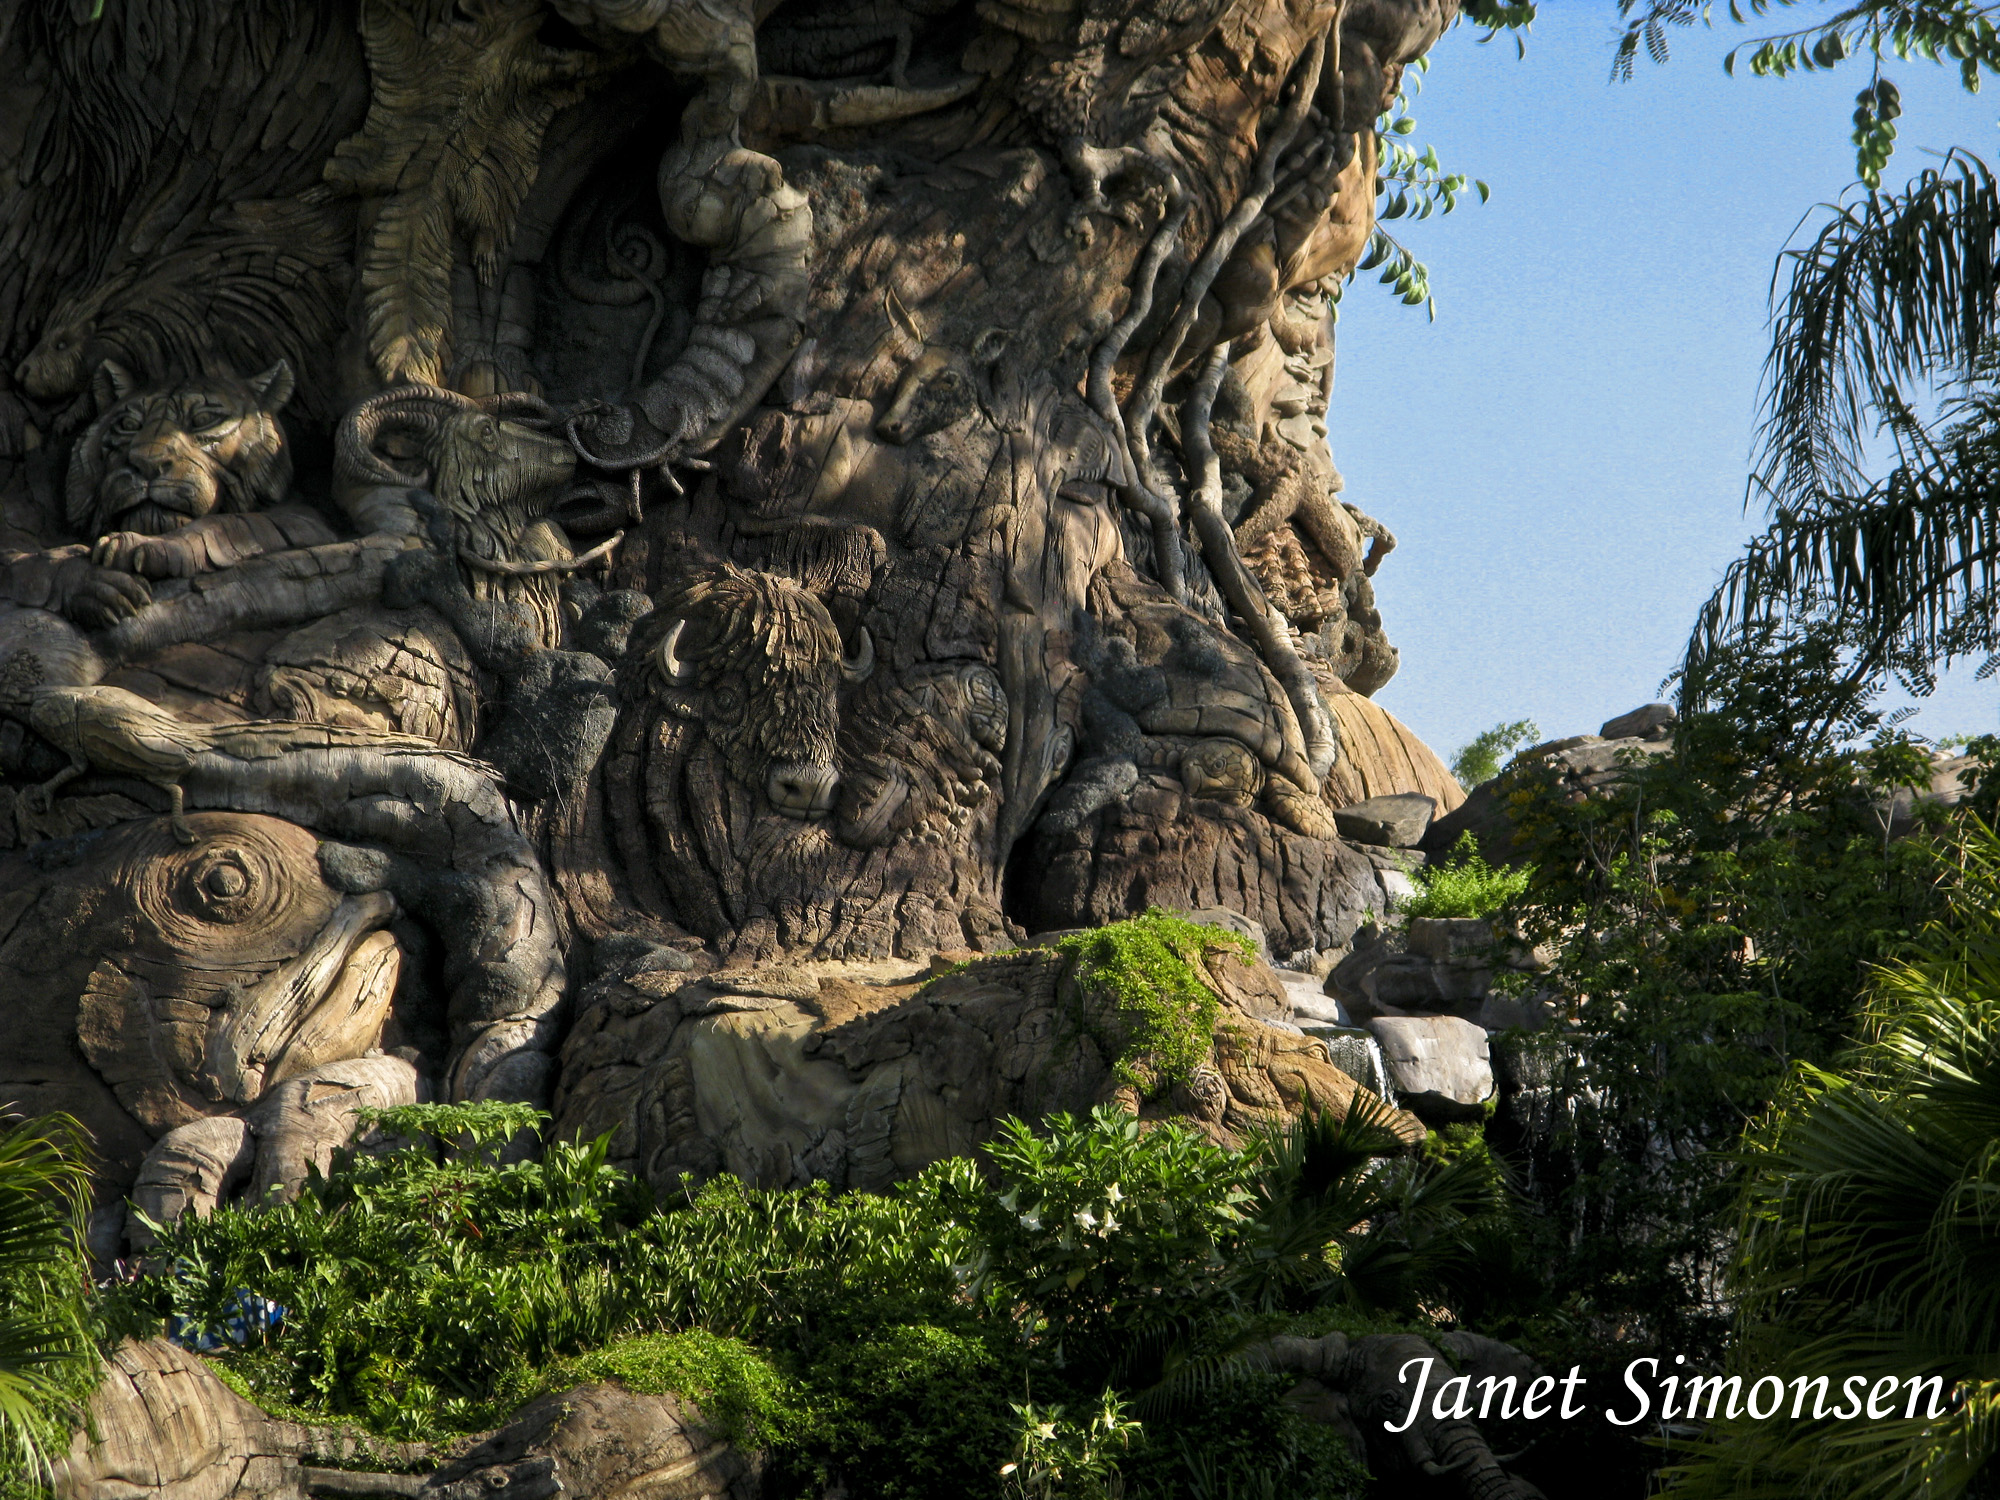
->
[1330, 6, 2000, 763]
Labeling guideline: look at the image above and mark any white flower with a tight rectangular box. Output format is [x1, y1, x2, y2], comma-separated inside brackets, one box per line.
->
[1074, 1207, 1098, 1229]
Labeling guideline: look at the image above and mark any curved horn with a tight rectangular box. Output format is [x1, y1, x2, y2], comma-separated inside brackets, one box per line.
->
[841, 624, 875, 683]
[656, 619, 696, 684]
[334, 385, 481, 491]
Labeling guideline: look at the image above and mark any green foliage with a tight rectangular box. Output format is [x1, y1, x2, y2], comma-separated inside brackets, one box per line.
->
[1449, 717, 1539, 788]
[952, 1109, 1259, 1370]
[102, 1095, 1516, 1497]
[1663, 820, 2000, 1498]
[1055, 910, 1249, 1089]
[1497, 616, 1962, 1354]
[1399, 832, 1530, 920]
[0, 1111, 96, 1491]
[1614, 2, 2000, 182]
[1461, 0, 1537, 39]
[547, 1332, 803, 1450]
[110, 1109, 656, 1436]
[1000, 1392, 1141, 1500]
[1340, 59, 1493, 320]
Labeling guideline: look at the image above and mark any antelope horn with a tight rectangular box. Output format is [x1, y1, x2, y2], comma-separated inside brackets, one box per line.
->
[841, 624, 875, 683]
[656, 619, 696, 684]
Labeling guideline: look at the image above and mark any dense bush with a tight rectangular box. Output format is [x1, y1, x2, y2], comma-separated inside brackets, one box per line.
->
[1664, 822, 2000, 1499]
[106, 1098, 1511, 1499]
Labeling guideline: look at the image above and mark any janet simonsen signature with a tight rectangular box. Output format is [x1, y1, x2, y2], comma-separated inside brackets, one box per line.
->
[1385, 1355, 1954, 1432]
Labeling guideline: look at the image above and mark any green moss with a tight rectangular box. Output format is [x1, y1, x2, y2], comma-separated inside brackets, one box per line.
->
[541, 1331, 803, 1449]
[1399, 833, 1528, 920]
[1056, 909, 1254, 1089]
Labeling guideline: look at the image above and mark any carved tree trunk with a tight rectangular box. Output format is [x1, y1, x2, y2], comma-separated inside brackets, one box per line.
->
[0, 0, 1469, 1230]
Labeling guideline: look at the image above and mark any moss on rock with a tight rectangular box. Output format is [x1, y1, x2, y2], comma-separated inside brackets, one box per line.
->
[1056, 909, 1255, 1090]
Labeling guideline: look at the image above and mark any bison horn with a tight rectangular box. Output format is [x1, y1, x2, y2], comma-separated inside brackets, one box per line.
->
[656, 619, 696, 684]
[841, 625, 875, 683]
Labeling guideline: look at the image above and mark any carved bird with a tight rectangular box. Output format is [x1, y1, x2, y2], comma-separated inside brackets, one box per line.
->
[28, 685, 448, 845]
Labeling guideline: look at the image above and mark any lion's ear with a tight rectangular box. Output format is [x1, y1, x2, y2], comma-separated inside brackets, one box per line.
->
[92, 361, 135, 411]
[247, 359, 294, 413]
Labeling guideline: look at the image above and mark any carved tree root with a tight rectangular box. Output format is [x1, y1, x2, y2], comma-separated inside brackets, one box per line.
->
[1182, 343, 1337, 782]
[177, 747, 566, 1106]
[1113, 25, 1341, 777]
[1125, 27, 1331, 448]
[1089, 193, 1192, 600]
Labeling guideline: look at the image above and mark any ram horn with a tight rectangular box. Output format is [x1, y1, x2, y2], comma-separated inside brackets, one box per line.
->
[656, 619, 696, 684]
[841, 624, 875, 683]
[335, 385, 480, 491]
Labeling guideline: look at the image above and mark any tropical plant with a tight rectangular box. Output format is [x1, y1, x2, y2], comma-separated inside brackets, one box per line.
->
[0, 1110, 96, 1489]
[1495, 616, 1961, 1354]
[1399, 831, 1531, 919]
[1663, 819, 2000, 1499]
[1605, 3, 2000, 690]
[1449, 718, 1539, 788]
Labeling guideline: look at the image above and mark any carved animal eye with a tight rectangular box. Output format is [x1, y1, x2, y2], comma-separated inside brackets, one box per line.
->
[191, 407, 228, 433]
[107, 411, 142, 441]
[710, 685, 743, 719]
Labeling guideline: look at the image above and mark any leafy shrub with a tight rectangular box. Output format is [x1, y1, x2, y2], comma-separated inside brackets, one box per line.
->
[1399, 832, 1529, 920]
[107, 1097, 1516, 1496]
[112, 1105, 657, 1436]
[1449, 718, 1538, 788]
[1055, 910, 1253, 1088]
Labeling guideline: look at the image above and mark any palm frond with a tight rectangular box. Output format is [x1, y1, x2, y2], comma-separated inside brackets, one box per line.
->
[1760, 151, 2000, 511]
[0, 1110, 95, 1482]
[1682, 396, 2000, 694]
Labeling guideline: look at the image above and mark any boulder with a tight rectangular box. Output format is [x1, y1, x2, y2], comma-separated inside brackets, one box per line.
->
[554, 939, 1426, 1195]
[1331, 793, 1436, 848]
[53, 1341, 758, 1500]
[53, 1339, 431, 1500]
[1176, 907, 1271, 962]
[1366, 1016, 1494, 1121]
[1405, 917, 1491, 961]
[1599, 703, 1677, 741]
[418, 1384, 758, 1500]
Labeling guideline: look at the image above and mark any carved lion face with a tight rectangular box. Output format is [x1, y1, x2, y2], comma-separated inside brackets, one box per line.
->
[64, 360, 294, 539]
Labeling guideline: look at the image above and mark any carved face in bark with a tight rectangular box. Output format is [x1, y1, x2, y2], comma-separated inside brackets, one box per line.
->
[64, 361, 295, 539]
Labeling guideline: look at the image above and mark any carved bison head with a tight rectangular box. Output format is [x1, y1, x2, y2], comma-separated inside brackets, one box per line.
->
[651, 561, 873, 819]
